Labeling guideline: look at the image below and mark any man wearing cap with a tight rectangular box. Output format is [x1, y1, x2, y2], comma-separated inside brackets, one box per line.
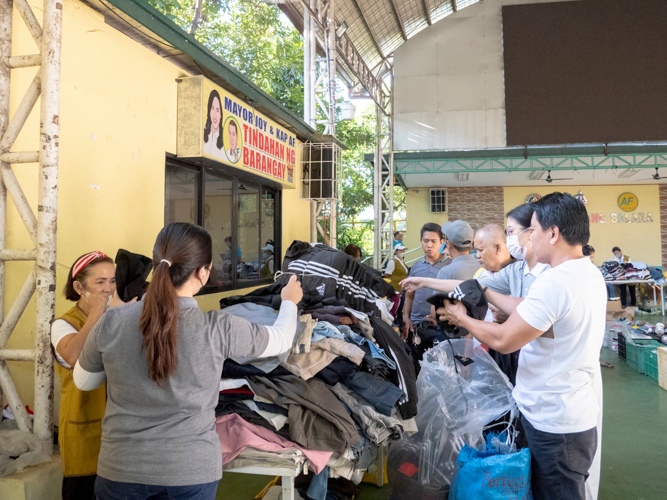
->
[435, 220, 480, 281]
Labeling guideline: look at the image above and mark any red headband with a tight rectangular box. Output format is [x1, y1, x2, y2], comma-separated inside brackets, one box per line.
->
[72, 251, 108, 278]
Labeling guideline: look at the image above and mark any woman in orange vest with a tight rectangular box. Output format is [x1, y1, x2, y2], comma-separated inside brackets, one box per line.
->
[50, 252, 118, 500]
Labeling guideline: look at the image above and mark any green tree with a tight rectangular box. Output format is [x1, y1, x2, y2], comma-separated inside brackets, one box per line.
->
[149, 0, 304, 116]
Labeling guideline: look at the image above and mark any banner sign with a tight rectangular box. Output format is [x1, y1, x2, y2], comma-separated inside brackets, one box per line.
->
[177, 76, 298, 187]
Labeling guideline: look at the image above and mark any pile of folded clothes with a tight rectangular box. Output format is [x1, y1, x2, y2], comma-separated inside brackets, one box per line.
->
[601, 260, 652, 281]
[216, 242, 416, 500]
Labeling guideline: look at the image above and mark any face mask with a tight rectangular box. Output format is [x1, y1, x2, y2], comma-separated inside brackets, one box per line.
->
[506, 229, 530, 261]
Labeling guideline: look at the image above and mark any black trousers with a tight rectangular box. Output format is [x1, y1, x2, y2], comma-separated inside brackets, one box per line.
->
[521, 415, 597, 500]
[63, 475, 96, 500]
[619, 284, 636, 308]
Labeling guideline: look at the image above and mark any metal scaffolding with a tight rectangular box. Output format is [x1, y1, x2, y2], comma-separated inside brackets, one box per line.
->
[0, 0, 62, 454]
[373, 61, 394, 270]
[302, 0, 338, 247]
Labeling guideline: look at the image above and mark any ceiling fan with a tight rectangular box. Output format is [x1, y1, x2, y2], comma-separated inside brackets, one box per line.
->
[545, 170, 573, 183]
[641, 167, 662, 181]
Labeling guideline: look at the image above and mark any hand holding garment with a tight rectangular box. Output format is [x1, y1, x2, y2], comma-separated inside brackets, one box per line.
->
[427, 279, 488, 338]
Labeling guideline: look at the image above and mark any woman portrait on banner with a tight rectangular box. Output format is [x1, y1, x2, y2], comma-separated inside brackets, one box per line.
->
[203, 90, 224, 159]
[225, 118, 241, 163]
[50, 252, 133, 500]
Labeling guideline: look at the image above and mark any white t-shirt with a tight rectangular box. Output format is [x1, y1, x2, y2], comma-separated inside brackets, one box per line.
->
[515, 257, 606, 434]
[51, 319, 77, 369]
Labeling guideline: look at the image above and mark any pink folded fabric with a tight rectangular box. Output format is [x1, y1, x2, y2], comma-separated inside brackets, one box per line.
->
[216, 413, 332, 474]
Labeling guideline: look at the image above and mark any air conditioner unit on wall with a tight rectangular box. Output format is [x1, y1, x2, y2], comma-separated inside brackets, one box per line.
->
[299, 141, 343, 200]
[430, 189, 448, 213]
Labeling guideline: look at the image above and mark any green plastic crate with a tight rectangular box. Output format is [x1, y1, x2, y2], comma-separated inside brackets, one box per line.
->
[645, 347, 661, 382]
[624, 337, 663, 374]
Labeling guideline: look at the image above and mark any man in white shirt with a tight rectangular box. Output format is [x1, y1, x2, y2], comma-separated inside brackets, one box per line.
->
[436, 192, 605, 500]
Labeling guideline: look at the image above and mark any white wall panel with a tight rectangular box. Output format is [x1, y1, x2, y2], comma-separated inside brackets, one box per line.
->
[394, 0, 575, 152]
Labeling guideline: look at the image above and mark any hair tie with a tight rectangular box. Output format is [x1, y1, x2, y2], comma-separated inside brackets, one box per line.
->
[160, 259, 172, 267]
[72, 251, 108, 278]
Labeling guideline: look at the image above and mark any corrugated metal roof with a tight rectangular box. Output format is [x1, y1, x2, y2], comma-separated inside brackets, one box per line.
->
[281, 0, 480, 79]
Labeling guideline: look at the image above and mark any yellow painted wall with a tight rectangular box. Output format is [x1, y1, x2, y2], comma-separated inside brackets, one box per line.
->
[404, 188, 448, 258]
[5, 0, 311, 409]
[503, 185, 662, 266]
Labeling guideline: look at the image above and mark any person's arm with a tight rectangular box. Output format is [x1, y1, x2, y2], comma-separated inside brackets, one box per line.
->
[437, 302, 544, 354]
[484, 288, 524, 316]
[401, 290, 414, 339]
[384, 259, 395, 279]
[74, 317, 107, 391]
[400, 277, 463, 294]
[73, 362, 107, 391]
[218, 275, 303, 359]
[56, 293, 108, 368]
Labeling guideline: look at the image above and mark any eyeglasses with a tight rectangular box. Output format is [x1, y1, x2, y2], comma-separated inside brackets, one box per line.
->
[505, 227, 530, 237]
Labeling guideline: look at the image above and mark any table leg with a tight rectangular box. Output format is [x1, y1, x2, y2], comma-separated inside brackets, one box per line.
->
[653, 286, 657, 312]
[376, 443, 385, 487]
[282, 475, 295, 500]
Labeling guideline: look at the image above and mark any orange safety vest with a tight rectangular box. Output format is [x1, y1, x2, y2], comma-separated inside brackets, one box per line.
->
[55, 305, 106, 477]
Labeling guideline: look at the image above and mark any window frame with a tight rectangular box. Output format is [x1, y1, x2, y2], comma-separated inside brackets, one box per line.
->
[165, 154, 282, 295]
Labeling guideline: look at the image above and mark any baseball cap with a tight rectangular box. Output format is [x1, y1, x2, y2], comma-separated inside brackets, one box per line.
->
[394, 244, 407, 252]
[441, 220, 474, 248]
[261, 244, 274, 253]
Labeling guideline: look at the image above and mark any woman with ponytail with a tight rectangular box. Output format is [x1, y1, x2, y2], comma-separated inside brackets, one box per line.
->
[71, 223, 302, 499]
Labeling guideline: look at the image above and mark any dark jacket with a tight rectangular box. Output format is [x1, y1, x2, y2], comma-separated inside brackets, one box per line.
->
[370, 316, 418, 419]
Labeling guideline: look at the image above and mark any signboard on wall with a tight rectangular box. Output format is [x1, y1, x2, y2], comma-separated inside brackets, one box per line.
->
[177, 76, 298, 188]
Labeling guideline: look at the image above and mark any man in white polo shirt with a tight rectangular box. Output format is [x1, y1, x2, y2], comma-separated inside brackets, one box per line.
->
[436, 192, 605, 500]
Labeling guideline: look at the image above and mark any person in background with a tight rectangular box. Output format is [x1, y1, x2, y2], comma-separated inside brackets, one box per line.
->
[393, 231, 404, 247]
[435, 220, 480, 281]
[260, 241, 275, 279]
[473, 224, 513, 278]
[74, 223, 302, 499]
[583, 244, 595, 264]
[471, 224, 514, 325]
[435, 193, 604, 500]
[51, 252, 131, 500]
[385, 243, 408, 328]
[343, 244, 363, 262]
[612, 246, 636, 308]
[401, 223, 448, 339]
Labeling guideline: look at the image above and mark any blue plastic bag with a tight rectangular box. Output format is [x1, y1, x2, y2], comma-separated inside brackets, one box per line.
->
[450, 433, 533, 500]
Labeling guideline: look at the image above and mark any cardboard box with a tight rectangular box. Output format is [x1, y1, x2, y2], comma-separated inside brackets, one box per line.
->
[607, 300, 623, 313]
[606, 307, 635, 322]
[658, 347, 667, 392]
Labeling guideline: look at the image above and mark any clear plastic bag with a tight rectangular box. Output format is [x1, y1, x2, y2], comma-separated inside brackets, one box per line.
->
[0, 428, 51, 477]
[388, 339, 516, 495]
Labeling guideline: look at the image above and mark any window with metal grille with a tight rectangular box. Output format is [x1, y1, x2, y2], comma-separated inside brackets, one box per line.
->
[430, 189, 447, 213]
